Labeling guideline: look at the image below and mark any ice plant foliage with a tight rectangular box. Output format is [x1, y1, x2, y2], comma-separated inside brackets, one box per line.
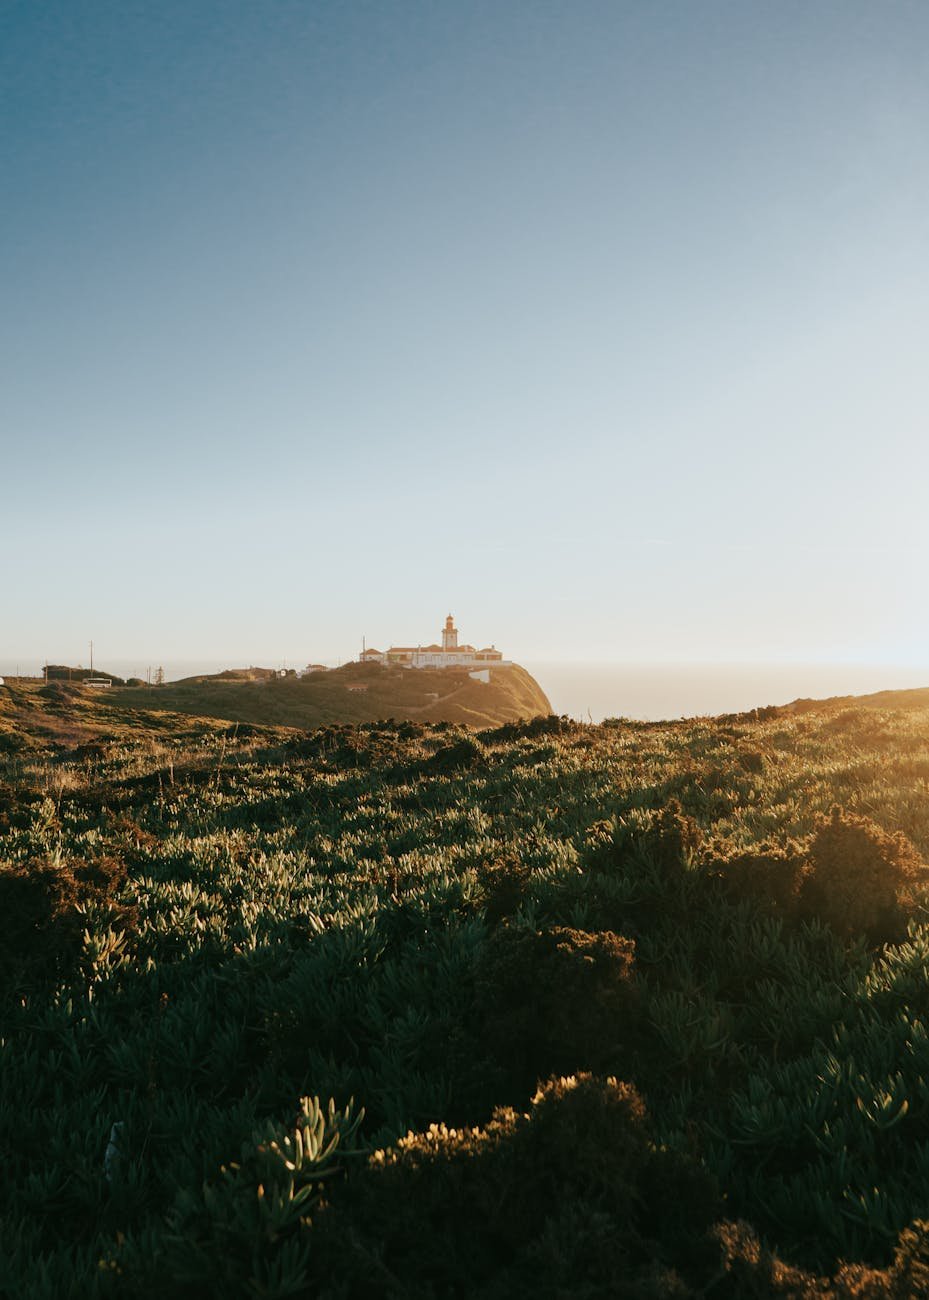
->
[0, 700, 928, 1294]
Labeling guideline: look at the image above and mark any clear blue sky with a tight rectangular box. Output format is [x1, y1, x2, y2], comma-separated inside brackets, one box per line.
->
[3, 1, 928, 671]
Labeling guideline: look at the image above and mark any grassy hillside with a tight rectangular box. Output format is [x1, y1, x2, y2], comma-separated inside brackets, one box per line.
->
[1, 688, 928, 1295]
[109, 662, 552, 729]
[785, 683, 929, 714]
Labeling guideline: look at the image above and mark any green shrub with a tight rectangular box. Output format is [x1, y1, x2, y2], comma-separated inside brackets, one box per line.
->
[585, 800, 702, 880]
[798, 807, 927, 944]
[471, 926, 640, 1104]
[309, 1074, 718, 1298]
[428, 735, 484, 773]
[480, 715, 575, 744]
[713, 1216, 929, 1298]
[716, 844, 805, 917]
[125, 1096, 364, 1298]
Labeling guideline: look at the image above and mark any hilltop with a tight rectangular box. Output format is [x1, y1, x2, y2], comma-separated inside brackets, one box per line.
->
[115, 661, 551, 729]
[783, 682, 929, 714]
[0, 662, 552, 749]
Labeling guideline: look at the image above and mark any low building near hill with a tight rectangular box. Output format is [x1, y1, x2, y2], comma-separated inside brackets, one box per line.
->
[360, 615, 508, 670]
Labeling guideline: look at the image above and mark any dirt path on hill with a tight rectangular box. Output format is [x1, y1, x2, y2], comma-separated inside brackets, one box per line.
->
[403, 680, 475, 716]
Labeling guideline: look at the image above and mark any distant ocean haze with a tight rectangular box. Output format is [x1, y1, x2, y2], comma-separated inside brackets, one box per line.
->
[523, 662, 929, 724]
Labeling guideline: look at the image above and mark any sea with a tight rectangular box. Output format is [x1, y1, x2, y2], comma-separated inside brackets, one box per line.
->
[5, 657, 928, 725]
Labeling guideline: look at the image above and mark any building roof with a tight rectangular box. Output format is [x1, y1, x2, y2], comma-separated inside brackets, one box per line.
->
[383, 643, 496, 656]
[363, 622, 503, 662]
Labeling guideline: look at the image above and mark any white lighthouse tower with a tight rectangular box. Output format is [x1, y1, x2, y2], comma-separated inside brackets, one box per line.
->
[442, 613, 459, 653]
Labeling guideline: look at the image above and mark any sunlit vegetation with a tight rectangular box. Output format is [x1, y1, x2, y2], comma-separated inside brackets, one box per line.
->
[115, 661, 553, 730]
[1, 686, 929, 1295]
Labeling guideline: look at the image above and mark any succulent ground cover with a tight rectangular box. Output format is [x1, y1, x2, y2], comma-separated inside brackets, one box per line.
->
[1, 689, 928, 1296]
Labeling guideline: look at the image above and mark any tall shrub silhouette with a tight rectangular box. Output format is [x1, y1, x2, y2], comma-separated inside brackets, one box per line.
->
[798, 806, 926, 943]
[472, 926, 640, 1103]
[309, 1074, 717, 1298]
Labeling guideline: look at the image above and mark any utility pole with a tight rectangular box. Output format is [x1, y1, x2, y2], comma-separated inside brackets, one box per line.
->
[90, 641, 94, 675]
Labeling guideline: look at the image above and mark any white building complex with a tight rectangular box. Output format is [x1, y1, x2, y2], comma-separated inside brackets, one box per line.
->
[360, 615, 508, 670]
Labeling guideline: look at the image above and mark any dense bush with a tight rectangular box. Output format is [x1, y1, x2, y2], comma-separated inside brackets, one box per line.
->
[714, 1217, 929, 1297]
[427, 734, 484, 773]
[798, 806, 927, 944]
[715, 843, 805, 916]
[125, 1096, 365, 1298]
[712, 808, 928, 946]
[471, 926, 640, 1104]
[308, 1074, 718, 1299]
[480, 714, 577, 744]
